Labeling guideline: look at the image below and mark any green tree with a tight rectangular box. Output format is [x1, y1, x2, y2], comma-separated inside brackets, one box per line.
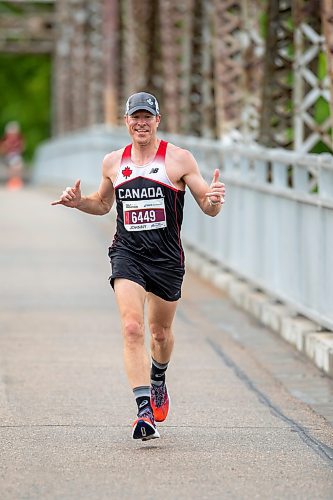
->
[0, 54, 51, 163]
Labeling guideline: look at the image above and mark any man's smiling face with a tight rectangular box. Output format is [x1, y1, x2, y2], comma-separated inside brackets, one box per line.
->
[125, 111, 160, 146]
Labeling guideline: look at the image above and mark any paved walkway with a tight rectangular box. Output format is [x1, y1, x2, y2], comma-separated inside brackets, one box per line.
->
[0, 186, 333, 499]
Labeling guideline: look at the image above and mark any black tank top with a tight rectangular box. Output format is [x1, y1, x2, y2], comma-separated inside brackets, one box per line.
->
[111, 140, 185, 269]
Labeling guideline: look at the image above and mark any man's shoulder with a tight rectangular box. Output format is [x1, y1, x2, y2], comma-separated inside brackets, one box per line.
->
[166, 142, 193, 163]
[102, 147, 128, 175]
[103, 147, 125, 165]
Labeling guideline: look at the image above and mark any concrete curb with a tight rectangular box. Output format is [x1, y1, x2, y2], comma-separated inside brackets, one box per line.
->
[185, 247, 333, 378]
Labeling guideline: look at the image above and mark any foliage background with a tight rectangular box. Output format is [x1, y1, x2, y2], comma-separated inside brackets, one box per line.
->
[0, 54, 51, 163]
[0, 1, 52, 164]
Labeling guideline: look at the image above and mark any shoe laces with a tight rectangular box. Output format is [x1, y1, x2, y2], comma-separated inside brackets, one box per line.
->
[138, 406, 155, 423]
[151, 383, 167, 407]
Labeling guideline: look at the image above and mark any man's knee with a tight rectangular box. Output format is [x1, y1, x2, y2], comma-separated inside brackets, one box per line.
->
[150, 323, 171, 344]
[123, 320, 144, 345]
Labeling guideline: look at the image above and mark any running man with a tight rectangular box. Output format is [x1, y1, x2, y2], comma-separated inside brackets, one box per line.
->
[52, 92, 225, 441]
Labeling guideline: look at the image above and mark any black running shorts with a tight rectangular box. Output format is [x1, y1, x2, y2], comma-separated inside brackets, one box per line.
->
[108, 249, 185, 302]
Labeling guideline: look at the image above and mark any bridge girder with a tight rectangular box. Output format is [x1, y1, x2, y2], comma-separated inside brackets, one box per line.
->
[0, 1, 55, 54]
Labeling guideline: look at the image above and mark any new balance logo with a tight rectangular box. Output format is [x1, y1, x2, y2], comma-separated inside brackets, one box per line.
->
[139, 399, 148, 408]
[149, 167, 159, 174]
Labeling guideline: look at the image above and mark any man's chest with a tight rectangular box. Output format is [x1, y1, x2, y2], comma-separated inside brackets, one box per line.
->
[112, 159, 184, 191]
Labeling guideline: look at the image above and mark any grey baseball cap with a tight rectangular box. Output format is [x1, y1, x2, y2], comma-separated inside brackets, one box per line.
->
[125, 92, 160, 115]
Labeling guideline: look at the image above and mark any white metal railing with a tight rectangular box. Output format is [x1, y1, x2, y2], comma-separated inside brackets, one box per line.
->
[33, 126, 333, 330]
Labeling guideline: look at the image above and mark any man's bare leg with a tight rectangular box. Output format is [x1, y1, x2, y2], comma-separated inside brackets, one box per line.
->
[147, 292, 178, 364]
[147, 293, 178, 422]
[114, 278, 149, 388]
[114, 279, 160, 440]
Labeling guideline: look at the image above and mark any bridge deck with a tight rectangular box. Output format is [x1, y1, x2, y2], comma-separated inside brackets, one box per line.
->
[0, 186, 332, 499]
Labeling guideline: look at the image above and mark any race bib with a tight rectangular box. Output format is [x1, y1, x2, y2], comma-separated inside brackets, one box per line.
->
[123, 198, 167, 231]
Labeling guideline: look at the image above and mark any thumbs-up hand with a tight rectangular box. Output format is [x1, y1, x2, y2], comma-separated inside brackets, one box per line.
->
[205, 169, 225, 206]
[51, 179, 82, 208]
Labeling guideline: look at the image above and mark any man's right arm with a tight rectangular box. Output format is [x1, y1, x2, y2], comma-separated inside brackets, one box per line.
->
[51, 153, 116, 215]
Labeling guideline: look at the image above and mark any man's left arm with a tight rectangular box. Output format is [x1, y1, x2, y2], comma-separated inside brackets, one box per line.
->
[182, 150, 225, 217]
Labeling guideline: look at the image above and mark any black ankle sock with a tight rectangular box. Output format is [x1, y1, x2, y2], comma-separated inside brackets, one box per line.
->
[151, 358, 169, 386]
[133, 386, 152, 415]
[136, 396, 151, 414]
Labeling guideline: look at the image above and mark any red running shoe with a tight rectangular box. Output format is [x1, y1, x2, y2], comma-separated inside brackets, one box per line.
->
[132, 409, 160, 441]
[151, 384, 170, 422]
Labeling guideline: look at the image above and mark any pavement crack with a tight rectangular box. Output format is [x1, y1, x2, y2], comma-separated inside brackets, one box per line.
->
[207, 338, 333, 466]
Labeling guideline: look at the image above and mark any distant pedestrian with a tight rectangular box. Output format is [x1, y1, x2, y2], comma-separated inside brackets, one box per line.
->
[0, 121, 24, 190]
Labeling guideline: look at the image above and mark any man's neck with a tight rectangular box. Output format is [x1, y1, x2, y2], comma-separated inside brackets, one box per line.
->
[131, 138, 160, 165]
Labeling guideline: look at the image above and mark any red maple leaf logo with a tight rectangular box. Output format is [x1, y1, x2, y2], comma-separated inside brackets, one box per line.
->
[122, 166, 132, 179]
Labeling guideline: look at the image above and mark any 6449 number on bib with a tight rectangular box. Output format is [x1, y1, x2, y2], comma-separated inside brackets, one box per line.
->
[123, 198, 167, 231]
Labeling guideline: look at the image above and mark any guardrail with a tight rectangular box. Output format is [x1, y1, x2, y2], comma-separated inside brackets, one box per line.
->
[33, 126, 333, 330]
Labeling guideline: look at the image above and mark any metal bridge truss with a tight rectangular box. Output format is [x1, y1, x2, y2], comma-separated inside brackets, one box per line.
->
[0, 0, 333, 153]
